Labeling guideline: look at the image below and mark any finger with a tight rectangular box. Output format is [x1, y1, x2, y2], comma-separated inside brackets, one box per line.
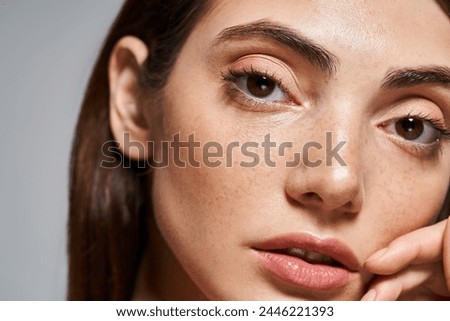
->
[364, 220, 446, 275]
[361, 263, 449, 301]
[362, 265, 429, 301]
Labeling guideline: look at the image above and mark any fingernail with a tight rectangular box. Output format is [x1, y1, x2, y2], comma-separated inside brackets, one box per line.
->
[366, 248, 387, 263]
[361, 289, 377, 301]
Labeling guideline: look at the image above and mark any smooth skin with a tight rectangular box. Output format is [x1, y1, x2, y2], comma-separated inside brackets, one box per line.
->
[109, 0, 450, 300]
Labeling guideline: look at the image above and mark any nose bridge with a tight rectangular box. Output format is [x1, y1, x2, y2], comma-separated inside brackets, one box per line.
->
[286, 103, 365, 214]
[303, 105, 362, 173]
[316, 113, 363, 195]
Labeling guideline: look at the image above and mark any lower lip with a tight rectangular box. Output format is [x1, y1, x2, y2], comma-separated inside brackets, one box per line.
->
[256, 250, 351, 290]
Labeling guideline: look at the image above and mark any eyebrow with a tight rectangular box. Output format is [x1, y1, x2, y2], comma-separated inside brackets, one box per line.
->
[381, 66, 450, 89]
[213, 20, 339, 75]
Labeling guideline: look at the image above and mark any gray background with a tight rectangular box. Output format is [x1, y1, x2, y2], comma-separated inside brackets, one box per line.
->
[0, 0, 123, 300]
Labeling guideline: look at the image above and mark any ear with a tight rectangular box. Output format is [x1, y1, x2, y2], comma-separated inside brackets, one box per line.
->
[108, 36, 151, 161]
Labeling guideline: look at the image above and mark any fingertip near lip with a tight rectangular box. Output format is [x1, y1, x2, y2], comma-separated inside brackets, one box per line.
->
[365, 248, 387, 264]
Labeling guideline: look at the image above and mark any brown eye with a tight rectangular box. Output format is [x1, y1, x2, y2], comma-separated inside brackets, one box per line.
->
[384, 117, 442, 145]
[395, 117, 424, 140]
[234, 73, 287, 102]
[246, 75, 276, 98]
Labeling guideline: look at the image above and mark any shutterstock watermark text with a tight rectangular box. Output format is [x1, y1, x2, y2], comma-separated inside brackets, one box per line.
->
[100, 132, 347, 169]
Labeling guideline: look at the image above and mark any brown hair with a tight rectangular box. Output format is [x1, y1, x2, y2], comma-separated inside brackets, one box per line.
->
[68, 0, 210, 300]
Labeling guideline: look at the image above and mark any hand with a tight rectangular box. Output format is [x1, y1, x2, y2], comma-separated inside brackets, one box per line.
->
[361, 218, 450, 300]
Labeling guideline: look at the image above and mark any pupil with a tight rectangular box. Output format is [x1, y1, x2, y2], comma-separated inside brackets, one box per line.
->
[247, 75, 275, 98]
[395, 117, 424, 140]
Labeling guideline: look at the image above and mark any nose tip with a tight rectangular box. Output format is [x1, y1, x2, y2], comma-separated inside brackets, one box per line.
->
[285, 163, 365, 215]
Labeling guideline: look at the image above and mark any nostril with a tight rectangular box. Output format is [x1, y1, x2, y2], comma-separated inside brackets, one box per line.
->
[303, 192, 323, 202]
[286, 191, 325, 208]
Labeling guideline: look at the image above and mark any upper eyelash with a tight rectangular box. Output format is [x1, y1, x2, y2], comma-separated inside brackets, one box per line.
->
[405, 111, 450, 141]
[221, 66, 291, 97]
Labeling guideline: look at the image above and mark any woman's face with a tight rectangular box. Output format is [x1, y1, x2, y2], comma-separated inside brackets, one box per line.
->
[149, 0, 450, 300]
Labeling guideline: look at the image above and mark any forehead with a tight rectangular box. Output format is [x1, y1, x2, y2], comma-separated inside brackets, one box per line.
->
[194, 0, 450, 67]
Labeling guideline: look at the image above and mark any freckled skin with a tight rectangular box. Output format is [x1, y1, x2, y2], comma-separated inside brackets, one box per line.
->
[142, 0, 450, 300]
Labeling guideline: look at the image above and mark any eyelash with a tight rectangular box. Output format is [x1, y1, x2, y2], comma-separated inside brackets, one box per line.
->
[384, 111, 450, 157]
[220, 66, 295, 111]
[414, 113, 450, 139]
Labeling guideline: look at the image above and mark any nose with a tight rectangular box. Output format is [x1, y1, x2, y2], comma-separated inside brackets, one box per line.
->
[284, 131, 365, 216]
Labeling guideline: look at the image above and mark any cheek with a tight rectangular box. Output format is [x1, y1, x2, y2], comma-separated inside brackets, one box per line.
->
[150, 120, 282, 250]
[150, 144, 279, 299]
[148, 89, 256, 269]
[359, 149, 450, 253]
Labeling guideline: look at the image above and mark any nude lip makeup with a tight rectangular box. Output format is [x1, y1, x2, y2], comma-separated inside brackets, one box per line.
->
[253, 233, 360, 290]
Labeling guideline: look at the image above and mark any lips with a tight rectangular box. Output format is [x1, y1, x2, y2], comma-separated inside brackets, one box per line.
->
[253, 233, 360, 290]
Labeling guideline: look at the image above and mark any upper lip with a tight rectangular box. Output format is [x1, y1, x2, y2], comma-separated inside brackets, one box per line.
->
[252, 233, 360, 271]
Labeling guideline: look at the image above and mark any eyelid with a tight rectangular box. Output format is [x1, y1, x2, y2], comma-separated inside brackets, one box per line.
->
[375, 96, 447, 125]
[221, 55, 303, 109]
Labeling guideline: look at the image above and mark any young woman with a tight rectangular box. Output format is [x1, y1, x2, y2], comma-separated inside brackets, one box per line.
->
[68, 0, 450, 300]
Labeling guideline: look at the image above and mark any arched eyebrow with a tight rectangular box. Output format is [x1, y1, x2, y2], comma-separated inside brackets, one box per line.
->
[381, 66, 450, 89]
[212, 20, 339, 75]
